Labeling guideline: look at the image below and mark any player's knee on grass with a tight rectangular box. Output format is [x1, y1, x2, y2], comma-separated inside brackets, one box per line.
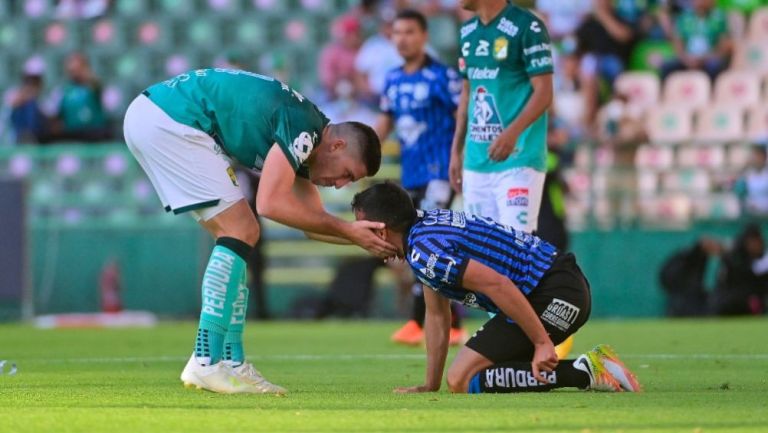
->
[446, 370, 469, 393]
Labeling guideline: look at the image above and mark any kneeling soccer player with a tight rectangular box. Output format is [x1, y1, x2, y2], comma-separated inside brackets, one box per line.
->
[350, 183, 642, 393]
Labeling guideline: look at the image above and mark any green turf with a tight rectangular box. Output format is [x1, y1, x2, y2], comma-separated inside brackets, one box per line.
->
[1, 319, 767, 433]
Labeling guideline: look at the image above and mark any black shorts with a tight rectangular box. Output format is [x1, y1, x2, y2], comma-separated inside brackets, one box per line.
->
[465, 253, 592, 363]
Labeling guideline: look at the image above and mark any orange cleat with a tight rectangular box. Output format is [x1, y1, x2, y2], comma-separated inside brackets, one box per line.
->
[391, 320, 424, 346]
[448, 327, 468, 346]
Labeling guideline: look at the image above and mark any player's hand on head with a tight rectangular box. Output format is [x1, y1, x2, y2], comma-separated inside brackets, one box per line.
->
[531, 341, 559, 384]
[346, 220, 399, 258]
[393, 384, 436, 394]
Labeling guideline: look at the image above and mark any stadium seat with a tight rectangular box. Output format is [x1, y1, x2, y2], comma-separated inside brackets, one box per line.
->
[615, 71, 660, 111]
[186, 17, 223, 50]
[90, 18, 127, 49]
[646, 104, 693, 145]
[694, 105, 745, 143]
[159, 0, 195, 15]
[745, 104, 768, 142]
[562, 169, 591, 198]
[713, 70, 761, 108]
[634, 145, 675, 170]
[748, 7, 768, 41]
[638, 194, 692, 226]
[636, 170, 659, 197]
[732, 39, 768, 73]
[0, 19, 32, 55]
[663, 70, 711, 109]
[676, 145, 726, 169]
[661, 169, 712, 194]
[727, 10, 748, 40]
[114, 0, 150, 17]
[692, 193, 741, 220]
[728, 144, 753, 169]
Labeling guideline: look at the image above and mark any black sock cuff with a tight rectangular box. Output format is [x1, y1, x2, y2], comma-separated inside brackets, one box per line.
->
[216, 237, 253, 261]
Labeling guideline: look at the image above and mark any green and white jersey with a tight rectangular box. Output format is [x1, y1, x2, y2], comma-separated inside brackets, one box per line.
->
[144, 68, 329, 176]
[458, 4, 553, 173]
[675, 9, 728, 57]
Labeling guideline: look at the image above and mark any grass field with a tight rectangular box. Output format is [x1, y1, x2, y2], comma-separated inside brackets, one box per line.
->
[1, 318, 767, 433]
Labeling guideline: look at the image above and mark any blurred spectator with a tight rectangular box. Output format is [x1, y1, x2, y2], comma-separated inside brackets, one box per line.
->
[47, 52, 112, 142]
[354, 10, 403, 105]
[660, 0, 731, 81]
[552, 45, 595, 139]
[595, 91, 646, 148]
[659, 237, 722, 317]
[536, 0, 592, 41]
[537, 149, 570, 251]
[55, 0, 110, 19]
[576, 0, 649, 88]
[318, 15, 364, 101]
[319, 80, 378, 125]
[713, 224, 768, 316]
[4, 59, 49, 144]
[735, 145, 768, 216]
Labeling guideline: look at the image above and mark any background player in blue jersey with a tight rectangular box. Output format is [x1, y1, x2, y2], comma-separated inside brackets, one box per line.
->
[349, 183, 641, 394]
[376, 9, 467, 346]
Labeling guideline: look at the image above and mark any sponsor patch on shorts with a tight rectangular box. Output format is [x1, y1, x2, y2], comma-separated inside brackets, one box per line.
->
[540, 298, 580, 332]
[506, 187, 529, 207]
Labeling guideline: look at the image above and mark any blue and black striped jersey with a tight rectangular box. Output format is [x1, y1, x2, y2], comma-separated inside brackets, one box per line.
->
[405, 209, 558, 313]
[380, 57, 461, 189]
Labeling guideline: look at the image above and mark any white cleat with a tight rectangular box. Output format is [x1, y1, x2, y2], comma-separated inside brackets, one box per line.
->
[573, 344, 642, 392]
[231, 362, 287, 395]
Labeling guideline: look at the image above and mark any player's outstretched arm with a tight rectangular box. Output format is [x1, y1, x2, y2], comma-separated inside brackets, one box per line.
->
[461, 259, 558, 383]
[394, 285, 451, 393]
[257, 144, 398, 257]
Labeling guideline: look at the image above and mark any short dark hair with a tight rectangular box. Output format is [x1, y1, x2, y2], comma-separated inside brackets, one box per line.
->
[335, 121, 381, 176]
[395, 9, 428, 31]
[351, 182, 416, 233]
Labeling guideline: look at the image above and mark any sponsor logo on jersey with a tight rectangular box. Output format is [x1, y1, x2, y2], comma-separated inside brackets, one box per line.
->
[291, 131, 314, 164]
[460, 20, 478, 38]
[523, 43, 551, 56]
[441, 257, 457, 283]
[531, 57, 553, 69]
[458, 57, 467, 73]
[475, 40, 490, 56]
[530, 20, 542, 33]
[420, 253, 439, 279]
[469, 86, 503, 142]
[497, 17, 519, 37]
[541, 298, 581, 332]
[461, 41, 470, 57]
[493, 37, 508, 60]
[468, 67, 499, 80]
[506, 188, 529, 207]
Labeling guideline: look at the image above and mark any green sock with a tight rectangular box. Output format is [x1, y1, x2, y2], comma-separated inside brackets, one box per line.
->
[223, 273, 249, 365]
[194, 242, 247, 366]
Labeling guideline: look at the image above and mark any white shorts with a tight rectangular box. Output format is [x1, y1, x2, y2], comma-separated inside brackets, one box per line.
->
[123, 94, 243, 222]
[462, 167, 545, 232]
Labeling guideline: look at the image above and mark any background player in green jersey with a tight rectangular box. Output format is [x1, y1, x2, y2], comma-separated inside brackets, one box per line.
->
[449, 0, 554, 234]
[123, 68, 395, 394]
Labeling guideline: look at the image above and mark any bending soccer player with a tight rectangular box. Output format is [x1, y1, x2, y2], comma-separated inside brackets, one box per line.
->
[123, 68, 396, 394]
[350, 183, 641, 394]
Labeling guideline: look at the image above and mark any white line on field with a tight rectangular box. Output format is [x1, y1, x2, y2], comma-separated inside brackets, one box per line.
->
[22, 353, 768, 364]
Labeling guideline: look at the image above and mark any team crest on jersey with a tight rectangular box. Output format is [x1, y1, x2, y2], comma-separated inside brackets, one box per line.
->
[291, 131, 314, 164]
[470, 86, 503, 142]
[226, 166, 239, 187]
[494, 37, 508, 60]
